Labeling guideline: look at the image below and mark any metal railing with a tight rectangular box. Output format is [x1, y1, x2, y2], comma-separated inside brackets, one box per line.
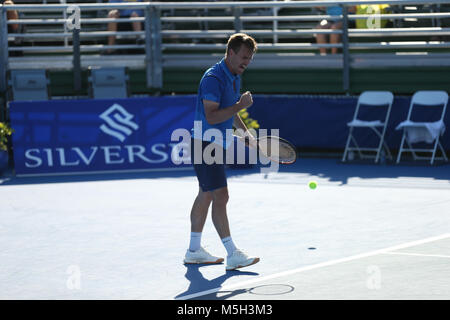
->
[1, 0, 450, 94]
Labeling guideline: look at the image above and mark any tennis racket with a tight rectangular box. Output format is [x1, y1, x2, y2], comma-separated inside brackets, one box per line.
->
[234, 133, 297, 164]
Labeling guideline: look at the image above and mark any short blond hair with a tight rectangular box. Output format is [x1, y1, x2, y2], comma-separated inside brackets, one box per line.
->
[226, 33, 257, 56]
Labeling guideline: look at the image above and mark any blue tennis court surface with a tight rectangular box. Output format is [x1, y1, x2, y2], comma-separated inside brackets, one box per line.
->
[1, 158, 449, 299]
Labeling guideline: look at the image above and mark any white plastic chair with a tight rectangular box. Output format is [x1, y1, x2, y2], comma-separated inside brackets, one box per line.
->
[396, 90, 448, 165]
[342, 91, 394, 163]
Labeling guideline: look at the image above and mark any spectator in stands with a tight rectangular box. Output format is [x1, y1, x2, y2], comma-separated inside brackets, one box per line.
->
[314, 5, 355, 55]
[2, 0, 23, 57]
[2, 0, 20, 33]
[105, 0, 144, 54]
[355, 4, 391, 29]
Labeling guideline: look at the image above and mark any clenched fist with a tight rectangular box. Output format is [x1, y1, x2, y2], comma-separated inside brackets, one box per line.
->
[238, 91, 253, 109]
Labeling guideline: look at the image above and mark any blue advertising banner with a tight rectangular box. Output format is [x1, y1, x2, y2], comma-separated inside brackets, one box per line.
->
[10, 94, 449, 177]
[250, 95, 450, 151]
[10, 96, 196, 176]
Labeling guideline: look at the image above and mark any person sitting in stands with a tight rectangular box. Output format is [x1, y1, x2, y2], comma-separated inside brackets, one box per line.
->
[315, 5, 355, 55]
[105, 0, 144, 54]
[3, 0, 23, 57]
[3, 0, 19, 33]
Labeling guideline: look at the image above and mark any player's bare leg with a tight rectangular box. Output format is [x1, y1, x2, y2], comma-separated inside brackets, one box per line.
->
[211, 186, 230, 239]
[184, 188, 223, 264]
[210, 186, 260, 270]
[190, 188, 212, 233]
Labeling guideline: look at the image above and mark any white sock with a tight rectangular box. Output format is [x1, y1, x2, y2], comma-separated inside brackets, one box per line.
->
[189, 232, 202, 252]
[221, 236, 237, 256]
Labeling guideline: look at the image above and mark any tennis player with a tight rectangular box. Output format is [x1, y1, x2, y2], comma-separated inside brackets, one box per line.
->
[184, 33, 260, 270]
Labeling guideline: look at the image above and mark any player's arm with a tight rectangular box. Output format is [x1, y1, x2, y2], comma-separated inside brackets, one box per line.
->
[203, 91, 253, 125]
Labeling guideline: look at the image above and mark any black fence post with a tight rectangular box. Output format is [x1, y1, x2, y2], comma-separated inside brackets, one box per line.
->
[341, 5, 350, 94]
[72, 27, 81, 93]
[0, 8, 8, 95]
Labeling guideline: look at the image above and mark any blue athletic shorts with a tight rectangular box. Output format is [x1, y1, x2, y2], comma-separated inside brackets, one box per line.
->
[191, 138, 227, 192]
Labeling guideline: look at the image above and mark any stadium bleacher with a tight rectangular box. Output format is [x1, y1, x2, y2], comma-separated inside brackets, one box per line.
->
[1, 0, 450, 102]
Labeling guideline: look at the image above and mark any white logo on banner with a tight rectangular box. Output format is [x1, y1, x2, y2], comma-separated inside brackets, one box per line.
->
[99, 104, 139, 142]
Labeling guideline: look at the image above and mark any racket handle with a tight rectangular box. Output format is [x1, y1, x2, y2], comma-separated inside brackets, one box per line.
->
[243, 136, 250, 147]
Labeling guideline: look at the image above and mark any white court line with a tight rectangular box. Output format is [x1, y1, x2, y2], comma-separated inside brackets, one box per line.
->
[383, 252, 450, 259]
[175, 233, 450, 300]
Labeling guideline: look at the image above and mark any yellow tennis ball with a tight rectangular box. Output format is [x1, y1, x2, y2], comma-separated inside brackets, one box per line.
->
[309, 181, 317, 190]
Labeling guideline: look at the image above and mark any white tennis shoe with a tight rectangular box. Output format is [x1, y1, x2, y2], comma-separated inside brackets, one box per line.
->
[184, 247, 224, 265]
[226, 249, 260, 271]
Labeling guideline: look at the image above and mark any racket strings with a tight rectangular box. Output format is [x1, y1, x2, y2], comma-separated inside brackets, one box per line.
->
[258, 137, 297, 164]
[279, 142, 297, 161]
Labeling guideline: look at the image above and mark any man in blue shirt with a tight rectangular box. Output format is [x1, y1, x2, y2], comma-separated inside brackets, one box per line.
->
[184, 33, 260, 271]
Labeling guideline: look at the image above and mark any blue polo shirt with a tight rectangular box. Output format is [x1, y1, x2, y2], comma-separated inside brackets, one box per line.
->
[192, 58, 241, 149]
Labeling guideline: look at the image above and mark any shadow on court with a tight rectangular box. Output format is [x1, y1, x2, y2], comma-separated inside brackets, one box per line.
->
[275, 158, 450, 186]
[175, 264, 259, 300]
[196, 283, 296, 300]
[0, 168, 197, 186]
[1, 157, 449, 187]
[0, 164, 259, 186]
